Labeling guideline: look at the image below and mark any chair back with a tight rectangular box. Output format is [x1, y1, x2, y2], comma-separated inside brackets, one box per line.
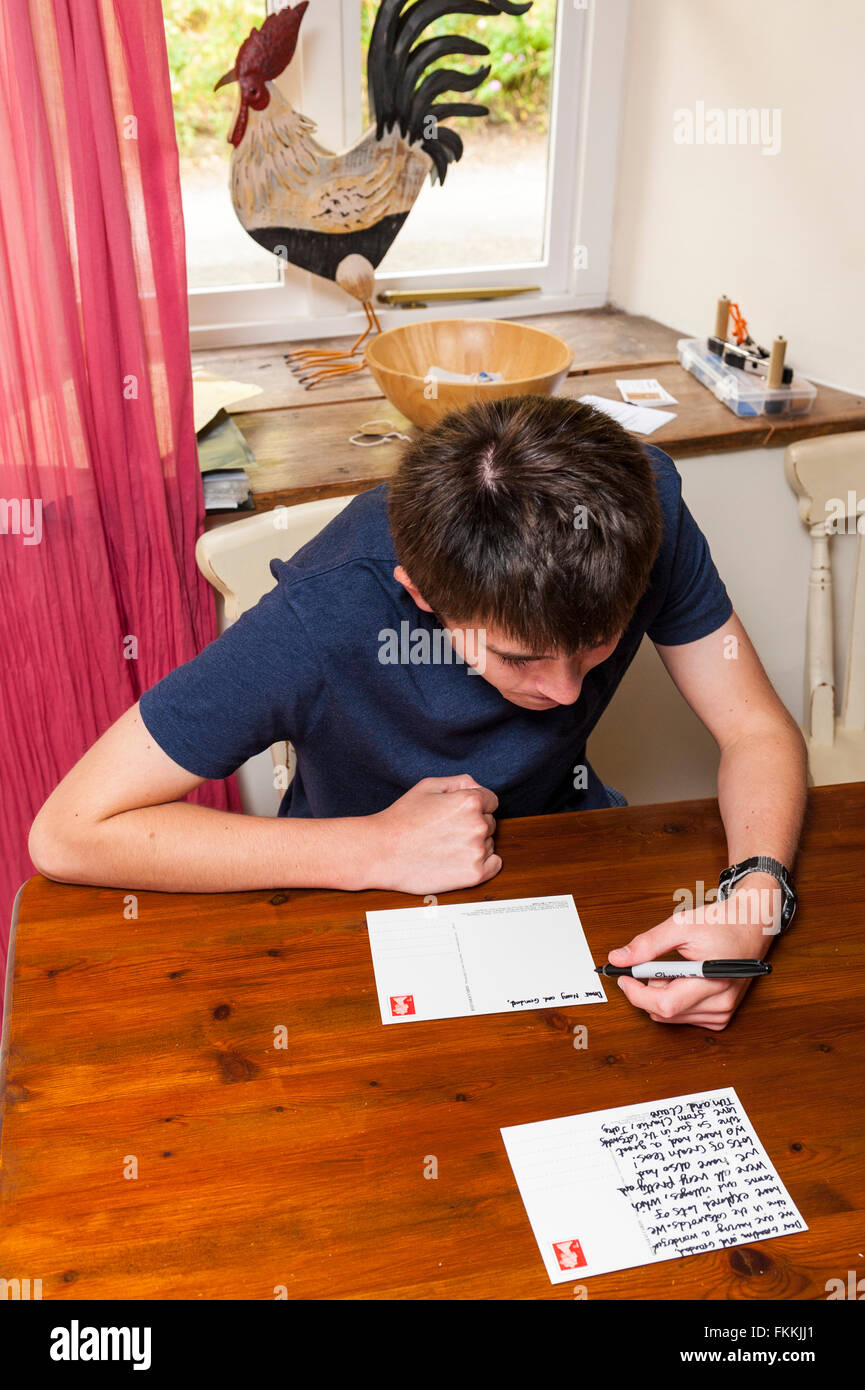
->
[195, 495, 357, 785]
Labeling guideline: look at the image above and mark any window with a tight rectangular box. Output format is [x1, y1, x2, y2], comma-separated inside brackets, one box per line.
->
[164, 0, 628, 348]
[164, 0, 280, 289]
[358, 0, 557, 273]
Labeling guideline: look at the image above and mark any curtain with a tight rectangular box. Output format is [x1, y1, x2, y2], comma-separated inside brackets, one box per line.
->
[0, 0, 242, 1016]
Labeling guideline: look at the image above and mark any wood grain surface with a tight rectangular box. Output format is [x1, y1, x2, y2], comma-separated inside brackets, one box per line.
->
[228, 364, 865, 511]
[192, 307, 688, 414]
[1, 783, 863, 1300]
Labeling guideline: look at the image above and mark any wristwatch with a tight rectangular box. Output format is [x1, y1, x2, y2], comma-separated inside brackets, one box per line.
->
[717, 856, 797, 934]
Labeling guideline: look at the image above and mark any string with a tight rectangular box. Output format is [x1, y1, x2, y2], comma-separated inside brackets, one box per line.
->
[348, 418, 413, 447]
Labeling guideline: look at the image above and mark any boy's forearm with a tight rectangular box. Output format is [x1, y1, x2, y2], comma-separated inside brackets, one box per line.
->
[716, 714, 808, 870]
[31, 802, 379, 894]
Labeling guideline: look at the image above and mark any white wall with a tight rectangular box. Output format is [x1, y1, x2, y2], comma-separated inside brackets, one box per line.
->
[609, 0, 865, 395]
[587, 0, 864, 804]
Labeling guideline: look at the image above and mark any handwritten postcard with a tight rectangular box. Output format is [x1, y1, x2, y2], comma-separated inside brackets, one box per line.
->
[365, 894, 605, 1025]
[501, 1087, 807, 1283]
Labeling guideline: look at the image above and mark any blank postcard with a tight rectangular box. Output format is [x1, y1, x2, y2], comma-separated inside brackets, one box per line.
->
[365, 894, 606, 1024]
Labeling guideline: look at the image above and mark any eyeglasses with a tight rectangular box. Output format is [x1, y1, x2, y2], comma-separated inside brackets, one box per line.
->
[348, 419, 412, 447]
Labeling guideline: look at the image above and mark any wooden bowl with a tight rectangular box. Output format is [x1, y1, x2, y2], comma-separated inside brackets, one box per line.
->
[364, 318, 573, 429]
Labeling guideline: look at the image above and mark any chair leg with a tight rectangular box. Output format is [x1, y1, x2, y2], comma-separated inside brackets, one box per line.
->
[807, 522, 835, 745]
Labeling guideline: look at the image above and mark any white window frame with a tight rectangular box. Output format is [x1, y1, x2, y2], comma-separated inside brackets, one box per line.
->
[188, 0, 630, 350]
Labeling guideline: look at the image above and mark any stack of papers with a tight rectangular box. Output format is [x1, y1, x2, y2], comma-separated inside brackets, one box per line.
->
[197, 411, 255, 513]
[192, 370, 262, 513]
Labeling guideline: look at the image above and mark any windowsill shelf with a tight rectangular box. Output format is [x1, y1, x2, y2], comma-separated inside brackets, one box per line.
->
[192, 307, 865, 513]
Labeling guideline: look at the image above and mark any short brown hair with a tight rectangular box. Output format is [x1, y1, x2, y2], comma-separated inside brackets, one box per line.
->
[388, 394, 663, 652]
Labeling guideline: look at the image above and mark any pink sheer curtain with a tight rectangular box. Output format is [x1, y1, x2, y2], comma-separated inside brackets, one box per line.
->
[0, 0, 242, 1014]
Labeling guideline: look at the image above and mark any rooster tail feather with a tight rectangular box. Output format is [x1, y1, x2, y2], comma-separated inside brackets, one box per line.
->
[424, 141, 450, 185]
[367, 0, 532, 180]
[435, 126, 465, 161]
[408, 66, 491, 142]
[421, 106, 483, 182]
[424, 124, 464, 184]
[401, 37, 490, 112]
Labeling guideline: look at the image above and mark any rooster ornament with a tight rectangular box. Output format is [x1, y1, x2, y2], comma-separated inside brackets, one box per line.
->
[215, 0, 531, 386]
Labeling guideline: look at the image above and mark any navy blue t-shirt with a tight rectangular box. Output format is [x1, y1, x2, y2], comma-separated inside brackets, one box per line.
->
[139, 446, 732, 818]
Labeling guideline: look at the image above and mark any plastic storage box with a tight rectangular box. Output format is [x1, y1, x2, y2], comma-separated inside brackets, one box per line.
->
[677, 337, 816, 418]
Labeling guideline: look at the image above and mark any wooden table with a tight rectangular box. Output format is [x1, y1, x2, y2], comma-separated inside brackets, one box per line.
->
[2, 783, 863, 1300]
[194, 308, 865, 511]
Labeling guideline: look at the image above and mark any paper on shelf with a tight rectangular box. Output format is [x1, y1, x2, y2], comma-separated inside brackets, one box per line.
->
[192, 368, 263, 434]
[615, 378, 679, 407]
[579, 393, 676, 435]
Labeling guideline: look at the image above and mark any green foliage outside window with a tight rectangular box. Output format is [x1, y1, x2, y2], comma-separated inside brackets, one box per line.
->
[164, 0, 556, 161]
[163, 0, 264, 158]
[360, 0, 556, 131]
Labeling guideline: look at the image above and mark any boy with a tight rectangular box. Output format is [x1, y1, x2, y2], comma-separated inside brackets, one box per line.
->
[29, 395, 807, 1029]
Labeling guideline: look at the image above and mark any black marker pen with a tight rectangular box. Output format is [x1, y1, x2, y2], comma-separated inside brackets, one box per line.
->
[596, 958, 771, 980]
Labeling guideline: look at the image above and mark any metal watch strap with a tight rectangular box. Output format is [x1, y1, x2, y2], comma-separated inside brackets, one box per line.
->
[717, 855, 797, 933]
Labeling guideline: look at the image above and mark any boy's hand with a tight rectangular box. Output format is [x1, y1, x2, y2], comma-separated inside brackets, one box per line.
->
[367, 775, 501, 894]
[609, 875, 779, 1031]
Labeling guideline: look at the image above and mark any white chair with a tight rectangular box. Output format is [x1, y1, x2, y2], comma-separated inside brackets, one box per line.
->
[785, 431, 865, 784]
[195, 496, 356, 789]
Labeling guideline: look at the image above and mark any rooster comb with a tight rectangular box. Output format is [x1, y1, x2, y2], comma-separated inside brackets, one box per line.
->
[235, 3, 309, 80]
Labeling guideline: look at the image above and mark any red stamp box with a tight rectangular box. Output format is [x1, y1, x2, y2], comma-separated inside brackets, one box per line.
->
[553, 1239, 587, 1271]
[389, 994, 415, 1016]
